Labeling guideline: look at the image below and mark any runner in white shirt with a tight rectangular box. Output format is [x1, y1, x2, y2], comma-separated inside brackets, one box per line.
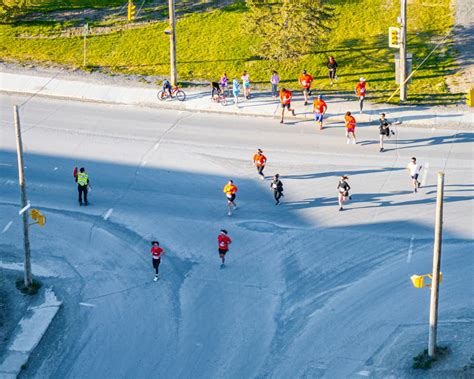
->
[407, 157, 422, 193]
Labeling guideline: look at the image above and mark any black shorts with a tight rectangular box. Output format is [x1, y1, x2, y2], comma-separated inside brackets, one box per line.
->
[411, 174, 419, 180]
[282, 103, 291, 109]
[226, 194, 236, 202]
[152, 258, 161, 268]
[219, 249, 228, 255]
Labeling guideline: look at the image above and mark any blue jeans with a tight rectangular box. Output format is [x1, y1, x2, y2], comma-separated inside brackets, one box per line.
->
[271, 84, 278, 97]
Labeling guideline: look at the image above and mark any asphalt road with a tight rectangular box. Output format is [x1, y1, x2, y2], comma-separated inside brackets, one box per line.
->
[0, 94, 472, 378]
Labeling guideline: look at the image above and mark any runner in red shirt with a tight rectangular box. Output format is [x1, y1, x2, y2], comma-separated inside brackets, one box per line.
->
[150, 240, 166, 281]
[298, 70, 314, 105]
[312, 95, 328, 130]
[355, 77, 366, 113]
[253, 148, 267, 180]
[217, 229, 232, 267]
[344, 111, 357, 144]
[279, 88, 296, 124]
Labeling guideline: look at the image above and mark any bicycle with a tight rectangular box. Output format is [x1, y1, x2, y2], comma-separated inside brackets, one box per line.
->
[211, 88, 227, 106]
[157, 86, 186, 102]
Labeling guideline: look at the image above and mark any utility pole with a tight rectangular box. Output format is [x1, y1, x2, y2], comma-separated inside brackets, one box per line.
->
[428, 172, 444, 357]
[83, 23, 88, 67]
[14, 105, 33, 288]
[399, 0, 407, 101]
[168, 0, 177, 87]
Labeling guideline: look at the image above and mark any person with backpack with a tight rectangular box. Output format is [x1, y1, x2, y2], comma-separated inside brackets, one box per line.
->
[217, 229, 232, 268]
[270, 174, 284, 205]
[337, 175, 351, 211]
[150, 240, 166, 281]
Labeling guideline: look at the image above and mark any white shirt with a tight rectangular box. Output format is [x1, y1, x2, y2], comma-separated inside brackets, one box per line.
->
[407, 162, 422, 176]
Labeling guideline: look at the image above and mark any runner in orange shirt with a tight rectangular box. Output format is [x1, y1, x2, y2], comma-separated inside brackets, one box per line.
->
[355, 77, 366, 114]
[298, 70, 314, 105]
[344, 111, 357, 144]
[313, 95, 328, 130]
[223, 180, 238, 216]
[253, 148, 267, 180]
[279, 88, 296, 124]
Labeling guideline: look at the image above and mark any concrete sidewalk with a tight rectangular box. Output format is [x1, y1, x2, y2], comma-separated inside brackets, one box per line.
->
[1, 70, 472, 128]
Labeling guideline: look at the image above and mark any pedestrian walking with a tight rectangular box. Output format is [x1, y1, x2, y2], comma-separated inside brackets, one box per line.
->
[220, 73, 229, 95]
[378, 113, 394, 152]
[271, 174, 284, 205]
[242, 71, 251, 99]
[232, 78, 240, 105]
[270, 71, 280, 98]
[337, 175, 351, 211]
[253, 149, 267, 180]
[150, 240, 166, 281]
[75, 167, 90, 206]
[217, 229, 232, 268]
[298, 70, 314, 105]
[279, 88, 296, 124]
[327, 56, 338, 85]
[223, 180, 238, 216]
[407, 157, 423, 193]
[344, 111, 357, 144]
[313, 95, 328, 130]
[355, 77, 367, 113]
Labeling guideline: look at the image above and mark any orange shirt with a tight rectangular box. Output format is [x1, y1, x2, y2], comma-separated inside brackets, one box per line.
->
[355, 82, 366, 97]
[313, 99, 327, 114]
[223, 184, 238, 195]
[280, 89, 292, 104]
[345, 115, 356, 129]
[299, 74, 313, 88]
[253, 153, 267, 167]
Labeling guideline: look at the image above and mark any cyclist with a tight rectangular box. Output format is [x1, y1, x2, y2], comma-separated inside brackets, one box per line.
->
[162, 79, 173, 98]
[298, 70, 314, 106]
[211, 81, 221, 99]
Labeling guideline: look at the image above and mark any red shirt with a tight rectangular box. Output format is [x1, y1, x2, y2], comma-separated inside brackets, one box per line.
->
[345, 115, 356, 129]
[218, 234, 232, 250]
[355, 82, 366, 97]
[151, 246, 165, 259]
[299, 74, 313, 88]
[313, 99, 327, 114]
[253, 153, 267, 167]
[280, 89, 292, 105]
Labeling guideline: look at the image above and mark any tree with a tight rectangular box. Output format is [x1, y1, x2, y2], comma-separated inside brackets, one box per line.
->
[246, 0, 335, 60]
[0, 0, 29, 21]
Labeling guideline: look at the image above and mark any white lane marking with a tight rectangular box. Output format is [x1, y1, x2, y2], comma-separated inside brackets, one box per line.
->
[421, 162, 429, 188]
[54, 167, 59, 171]
[19, 202, 31, 215]
[79, 302, 96, 308]
[407, 234, 415, 263]
[357, 370, 371, 376]
[142, 160, 148, 165]
[103, 208, 113, 220]
[2, 221, 13, 233]
[0, 163, 13, 167]
[153, 143, 160, 150]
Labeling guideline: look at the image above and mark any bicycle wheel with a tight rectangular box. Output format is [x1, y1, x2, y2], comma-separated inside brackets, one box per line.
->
[176, 90, 186, 102]
[157, 91, 166, 101]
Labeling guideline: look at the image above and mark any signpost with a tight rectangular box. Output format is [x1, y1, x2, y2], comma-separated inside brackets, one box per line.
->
[83, 23, 89, 67]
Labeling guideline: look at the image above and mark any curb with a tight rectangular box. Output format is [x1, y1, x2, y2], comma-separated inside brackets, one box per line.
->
[0, 288, 62, 377]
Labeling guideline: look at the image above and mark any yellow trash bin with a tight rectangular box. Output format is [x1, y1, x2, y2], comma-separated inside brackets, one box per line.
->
[468, 85, 474, 107]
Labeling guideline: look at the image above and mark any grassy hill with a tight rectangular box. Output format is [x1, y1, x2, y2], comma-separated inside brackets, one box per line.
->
[0, 0, 461, 104]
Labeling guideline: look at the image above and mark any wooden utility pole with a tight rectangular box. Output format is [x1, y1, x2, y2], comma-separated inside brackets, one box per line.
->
[168, 0, 177, 87]
[14, 105, 33, 287]
[399, 0, 407, 101]
[428, 172, 444, 357]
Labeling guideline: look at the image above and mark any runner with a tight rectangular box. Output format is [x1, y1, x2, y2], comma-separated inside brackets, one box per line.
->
[223, 180, 238, 216]
[270, 174, 284, 205]
[298, 70, 314, 106]
[150, 240, 166, 281]
[232, 78, 240, 105]
[253, 149, 267, 180]
[378, 113, 393, 152]
[279, 88, 296, 124]
[407, 157, 423, 193]
[242, 71, 251, 99]
[337, 175, 351, 211]
[313, 95, 328, 130]
[355, 77, 367, 113]
[344, 111, 357, 144]
[217, 229, 232, 268]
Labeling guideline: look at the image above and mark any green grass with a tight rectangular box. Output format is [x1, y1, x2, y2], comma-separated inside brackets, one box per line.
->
[0, 0, 459, 104]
